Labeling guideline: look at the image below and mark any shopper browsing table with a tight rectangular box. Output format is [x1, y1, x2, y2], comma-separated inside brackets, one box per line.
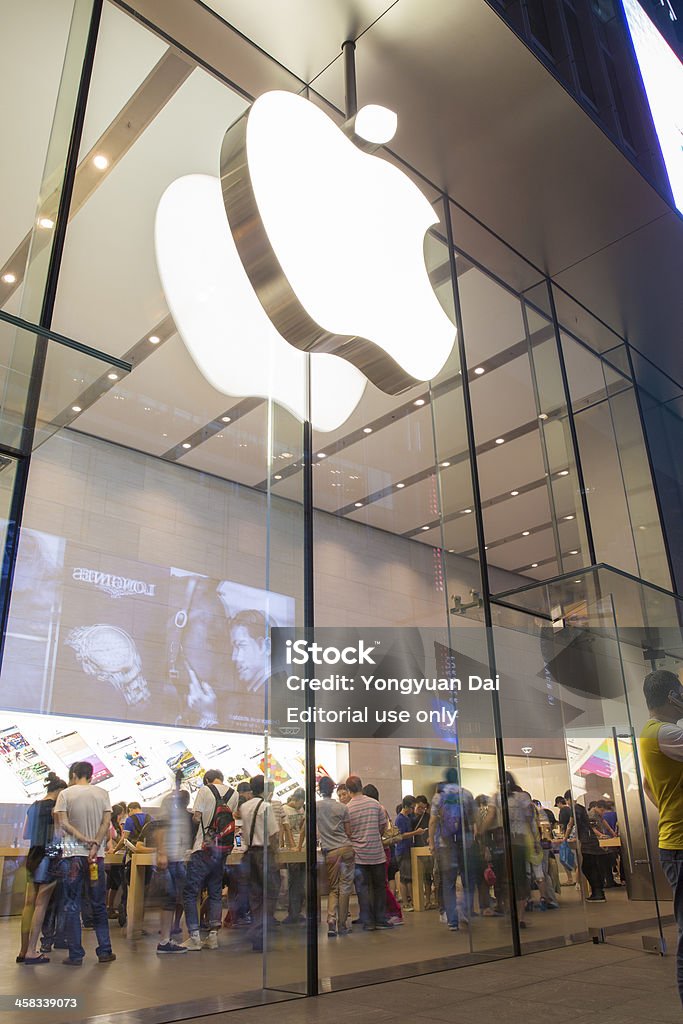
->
[54, 761, 115, 966]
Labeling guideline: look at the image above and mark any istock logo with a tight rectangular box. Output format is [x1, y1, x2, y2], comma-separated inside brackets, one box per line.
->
[155, 91, 456, 432]
[285, 639, 377, 666]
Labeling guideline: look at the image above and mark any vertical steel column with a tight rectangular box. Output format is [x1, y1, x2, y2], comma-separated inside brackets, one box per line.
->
[342, 40, 357, 119]
[303, 355, 318, 996]
[0, 0, 103, 674]
[442, 196, 522, 957]
[546, 280, 598, 567]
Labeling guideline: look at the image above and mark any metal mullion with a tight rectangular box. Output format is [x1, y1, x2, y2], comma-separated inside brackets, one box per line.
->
[442, 194, 522, 958]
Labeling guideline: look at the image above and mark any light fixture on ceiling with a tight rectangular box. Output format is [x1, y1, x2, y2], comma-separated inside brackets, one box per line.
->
[440, 461, 450, 467]
[558, 470, 569, 477]
[574, 579, 582, 584]
[281, 451, 292, 458]
[37, 217, 54, 229]
[462, 508, 472, 514]
[448, 548, 454, 553]
[564, 514, 574, 520]
[569, 549, 579, 555]
[396, 482, 405, 489]
[522, 530, 530, 536]
[162, 433, 168, 437]
[144, 406, 151, 412]
[182, 442, 191, 449]
[353, 104, 398, 144]
[521, 746, 533, 755]
[148, 335, 161, 344]
[317, 452, 326, 458]
[531, 562, 538, 568]
[473, 367, 485, 375]
[92, 154, 109, 171]
[510, 490, 519, 496]
[274, 474, 282, 480]
[421, 525, 430, 531]
[638, 525, 647, 531]
[71, 405, 82, 413]
[1, 272, 16, 284]
[363, 426, 373, 434]
[538, 413, 548, 421]
[414, 398, 425, 407]
[354, 501, 363, 507]
[495, 437, 505, 445]
[107, 372, 118, 381]
[221, 415, 231, 423]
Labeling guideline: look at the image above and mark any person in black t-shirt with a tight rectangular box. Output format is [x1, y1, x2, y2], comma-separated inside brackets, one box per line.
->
[554, 796, 575, 885]
[17, 771, 67, 964]
[562, 789, 606, 902]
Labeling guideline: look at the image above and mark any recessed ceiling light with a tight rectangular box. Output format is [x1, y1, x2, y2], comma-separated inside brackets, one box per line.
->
[107, 372, 118, 381]
[414, 398, 425, 406]
[363, 426, 373, 434]
[216, 434, 224, 439]
[510, 490, 519, 496]
[558, 470, 569, 477]
[354, 501, 363, 508]
[638, 525, 647, 531]
[221, 416, 231, 423]
[282, 451, 292, 458]
[495, 438, 505, 445]
[474, 367, 485, 375]
[71, 405, 82, 413]
[182, 442, 191, 449]
[569, 549, 579, 555]
[564, 514, 574, 520]
[148, 335, 161, 344]
[484, 545, 488, 550]
[317, 452, 326, 458]
[396, 482, 405, 489]
[92, 154, 109, 170]
[531, 562, 538, 568]
[1, 272, 16, 284]
[462, 508, 472, 514]
[538, 413, 549, 421]
[144, 406, 151, 412]
[440, 461, 450, 468]
[38, 217, 54, 229]
[421, 525, 430, 531]
[574, 579, 582, 584]
[448, 548, 454, 553]
[274, 474, 282, 480]
[522, 530, 530, 536]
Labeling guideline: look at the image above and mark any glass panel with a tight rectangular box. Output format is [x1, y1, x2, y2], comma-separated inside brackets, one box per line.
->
[562, 333, 671, 589]
[456, 263, 589, 589]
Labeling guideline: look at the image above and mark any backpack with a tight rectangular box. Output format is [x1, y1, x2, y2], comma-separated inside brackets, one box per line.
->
[202, 784, 236, 853]
[128, 812, 151, 842]
[439, 786, 464, 842]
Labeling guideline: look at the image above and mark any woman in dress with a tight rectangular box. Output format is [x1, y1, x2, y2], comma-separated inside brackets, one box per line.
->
[17, 771, 67, 964]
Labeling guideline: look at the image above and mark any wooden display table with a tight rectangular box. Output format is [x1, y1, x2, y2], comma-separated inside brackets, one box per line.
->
[410, 847, 434, 912]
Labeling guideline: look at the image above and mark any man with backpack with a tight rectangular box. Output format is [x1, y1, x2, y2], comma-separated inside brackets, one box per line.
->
[429, 767, 475, 931]
[182, 769, 238, 951]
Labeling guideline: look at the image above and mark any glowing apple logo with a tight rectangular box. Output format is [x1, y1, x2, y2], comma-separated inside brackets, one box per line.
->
[155, 91, 455, 432]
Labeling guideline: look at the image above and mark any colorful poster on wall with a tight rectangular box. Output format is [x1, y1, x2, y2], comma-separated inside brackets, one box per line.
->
[47, 730, 113, 786]
[0, 725, 52, 797]
[102, 734, 169, 801]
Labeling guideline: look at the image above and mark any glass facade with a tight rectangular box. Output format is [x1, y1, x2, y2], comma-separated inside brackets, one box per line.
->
[0, 2, 681, 1022]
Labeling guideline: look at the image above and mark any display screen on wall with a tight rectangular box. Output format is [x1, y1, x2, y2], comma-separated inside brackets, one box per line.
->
[0, 528, 294, 732]
[0, 709, 349, 808]
[622, 0, 683, 211]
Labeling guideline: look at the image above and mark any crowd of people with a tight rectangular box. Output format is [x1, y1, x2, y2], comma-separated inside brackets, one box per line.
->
[15, 759, 628, 966]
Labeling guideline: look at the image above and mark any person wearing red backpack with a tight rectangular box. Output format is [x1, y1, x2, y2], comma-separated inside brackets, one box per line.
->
[182, 769, 238, 951]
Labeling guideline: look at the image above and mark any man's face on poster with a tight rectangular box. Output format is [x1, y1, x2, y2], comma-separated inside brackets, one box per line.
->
[231, 624, 268, 688]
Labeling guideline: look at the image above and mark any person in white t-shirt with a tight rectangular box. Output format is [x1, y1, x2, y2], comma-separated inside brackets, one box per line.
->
[239, 775, 280, 952]
[54, 761, 114, 966]
[182, 769, 238, 951]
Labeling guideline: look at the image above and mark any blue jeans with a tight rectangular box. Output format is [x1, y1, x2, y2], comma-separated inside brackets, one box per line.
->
[158, 860, 187, 912]
[355, 862, 387, 927]
[183, 848, 225, 933]
[659, 848, 683, 1007]
[437, 845, 462, 928]
[59, 857, 112, 961]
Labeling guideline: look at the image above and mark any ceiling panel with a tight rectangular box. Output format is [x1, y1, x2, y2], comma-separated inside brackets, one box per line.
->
[482, 487, 551, 542]
[476, 431, 546, 500]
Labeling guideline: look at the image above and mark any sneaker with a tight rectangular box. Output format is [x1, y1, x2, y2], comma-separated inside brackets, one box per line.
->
[182, 933, 203, 951]
[448, 924, 459, 932]
[375, 921, 394, 930]
[202, 931, 219, 950]
[327, 921, 337, 938]
[439, 912, 447, 924]
[98, 953, 116, 963]
[387, 915, 404, 926]
[586, 893, 606, 903]
[62, 958, 83, 966]
[338, 925, 351, 936]
[157, 941, 187, 954]
[404, 903, 414, 913]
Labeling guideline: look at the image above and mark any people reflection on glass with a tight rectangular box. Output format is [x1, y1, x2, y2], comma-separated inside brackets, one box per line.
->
[17, 771, 67, 964]
[428, 768, 475, 932]
[281, 788, 306, 926]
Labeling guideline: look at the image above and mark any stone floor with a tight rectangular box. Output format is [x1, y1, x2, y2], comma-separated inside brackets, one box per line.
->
[181, 928, 682, 1024]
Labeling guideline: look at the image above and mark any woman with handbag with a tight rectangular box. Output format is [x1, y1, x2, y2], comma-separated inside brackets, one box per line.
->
[17, 771, 67, 964]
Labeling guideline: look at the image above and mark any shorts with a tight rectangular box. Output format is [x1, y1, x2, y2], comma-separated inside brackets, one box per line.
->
[399, 851, 413, 882]
[160, 860, 187, 912]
